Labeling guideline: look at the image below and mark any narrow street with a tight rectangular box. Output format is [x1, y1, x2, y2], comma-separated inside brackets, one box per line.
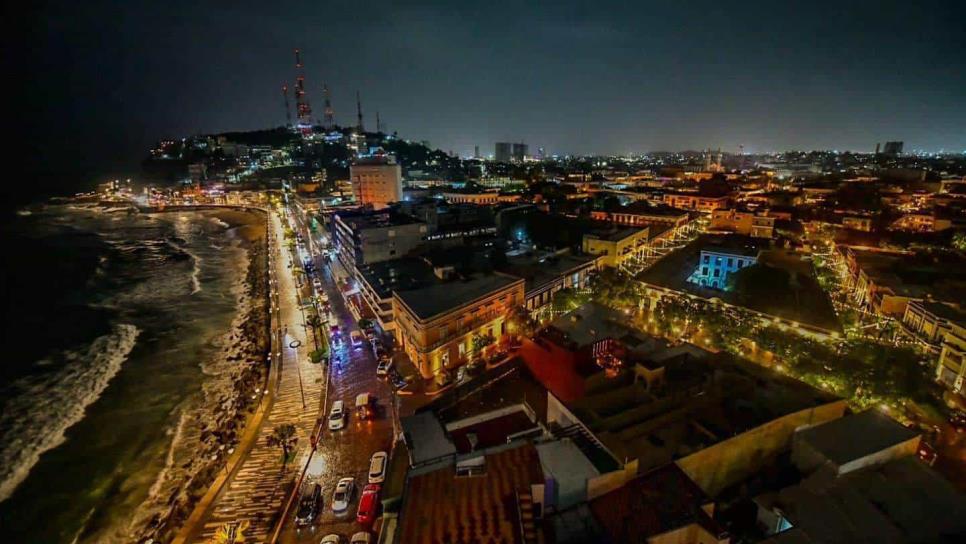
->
[279, 203, 396, 543]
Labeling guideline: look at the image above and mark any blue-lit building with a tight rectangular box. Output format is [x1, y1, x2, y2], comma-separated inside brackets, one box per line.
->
[688, 246, 759, 289]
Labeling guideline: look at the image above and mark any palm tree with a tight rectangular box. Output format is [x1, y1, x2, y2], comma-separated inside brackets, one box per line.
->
[266, 424, 298, 466]
[306, 314, 322, 351]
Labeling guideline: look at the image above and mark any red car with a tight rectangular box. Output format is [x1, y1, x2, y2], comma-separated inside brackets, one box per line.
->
[356, 484, 381, 525]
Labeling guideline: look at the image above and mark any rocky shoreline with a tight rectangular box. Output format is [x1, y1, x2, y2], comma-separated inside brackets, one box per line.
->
[134, 209, 271, 544]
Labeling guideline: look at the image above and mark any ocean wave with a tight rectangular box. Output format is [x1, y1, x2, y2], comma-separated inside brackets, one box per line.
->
[0, 323, 141, 503]
[210, 217, 230, 229]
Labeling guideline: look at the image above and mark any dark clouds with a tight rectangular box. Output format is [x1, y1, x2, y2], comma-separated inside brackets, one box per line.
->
[16, 0, 966, 177]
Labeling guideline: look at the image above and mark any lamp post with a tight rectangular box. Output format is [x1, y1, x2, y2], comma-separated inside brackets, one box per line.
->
[290, 339, 306, 409]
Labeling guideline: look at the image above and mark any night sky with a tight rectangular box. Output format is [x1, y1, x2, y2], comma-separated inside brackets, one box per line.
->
[13, 1, 966, 185]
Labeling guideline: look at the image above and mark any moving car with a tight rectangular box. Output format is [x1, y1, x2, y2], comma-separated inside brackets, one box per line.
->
[294, 483, 322, 528]
[332, 477, 355, 514]
[320, 535, 343, 544]
[328, 400, 346, 431]
[356, 484, 381, 525]
[313, 278, 322, 290]
[375, 358, 392, 378]
[368, 451, 388, 484]
[350, 330, 365, 350]
[355, 393, 373, 420]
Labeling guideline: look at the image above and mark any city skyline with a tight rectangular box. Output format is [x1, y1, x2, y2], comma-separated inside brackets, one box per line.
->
[15, 0, 966, 182]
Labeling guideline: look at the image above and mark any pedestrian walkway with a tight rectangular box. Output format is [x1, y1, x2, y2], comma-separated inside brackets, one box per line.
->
[191, 213, 325, 543]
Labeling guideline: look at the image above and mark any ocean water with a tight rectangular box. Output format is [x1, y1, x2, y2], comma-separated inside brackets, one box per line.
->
[0, 205, 251, 543]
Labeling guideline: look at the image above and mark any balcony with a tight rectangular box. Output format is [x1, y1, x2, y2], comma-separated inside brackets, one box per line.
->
[419, 310, 506, 353]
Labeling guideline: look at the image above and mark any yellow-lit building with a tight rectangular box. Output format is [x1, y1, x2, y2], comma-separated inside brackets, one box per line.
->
[392, 270, 524, 379]
[582, 227, 650, 268]
[350, 154, 403, 210]
[710, 208, 775, 238]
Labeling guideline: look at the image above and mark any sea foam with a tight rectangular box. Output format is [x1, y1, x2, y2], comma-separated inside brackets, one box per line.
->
[0, 323, 140, 502]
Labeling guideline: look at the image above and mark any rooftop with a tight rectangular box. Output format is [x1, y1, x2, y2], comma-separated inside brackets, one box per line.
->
[401, 411, 457, 466]
[394, 271, 522, 321]
[545, 302, 660, 351]
[766, 456, 966, 543]
[398, 442, 545, 544]
[619, 201, 691, 218]
[567, 353, 840, 473]
[795, 409, 919, 469]
[585, 226, 647, 242]
[334, 208, 422, 230]
[589, 463, 726, 543]
[498, 251, 599, 295]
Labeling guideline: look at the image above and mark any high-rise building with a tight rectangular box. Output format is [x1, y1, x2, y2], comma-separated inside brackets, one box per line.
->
[474, 145, 480, 159]
[495, 142, 512, 162]
[883, 141, 904, 156]
[350, 154, 403, 210]
[512, 142, 528, 162]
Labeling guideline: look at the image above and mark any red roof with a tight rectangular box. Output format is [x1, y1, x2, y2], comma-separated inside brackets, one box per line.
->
[399, 443, 544, 544]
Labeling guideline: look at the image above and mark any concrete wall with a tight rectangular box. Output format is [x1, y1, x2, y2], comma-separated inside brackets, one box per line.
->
[586, 459, 638, 501]
[676, 400, 847, 496]
[838, 436, 920, 475]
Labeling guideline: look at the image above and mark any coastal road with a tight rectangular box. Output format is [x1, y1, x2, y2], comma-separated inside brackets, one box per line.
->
[191, 209, 326, 543]
[278, 203, 396, 543]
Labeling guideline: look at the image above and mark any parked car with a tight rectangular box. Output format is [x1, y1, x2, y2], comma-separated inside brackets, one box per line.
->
[332, 477, 355, 514]
[368, 451, 388, 484]
[313, 278, 322, 290]
[349, 532, 373, 544]
[370, 338, 384, 352]
[330, 324, 341, 337]
[356, 484, 381, 525]
[376, 358, 392, 378]
[319, 535, 343, 544]
[350, 330, 365, 350]
[364, 329, 376, 341]
[328, 400, 346, 431]
[294, 483, 322, 528]
[390, 370, 408, 391]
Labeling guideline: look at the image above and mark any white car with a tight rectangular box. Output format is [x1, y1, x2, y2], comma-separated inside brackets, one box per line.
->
[328, 400, 346, 431]
[320, 535, 343, 544]
[349, 532, 373, 544]
[368, 451, 388, 484]
[375, 359, 391, 378]
[313, 278, 322, 290]
[332, 477, 355, 513]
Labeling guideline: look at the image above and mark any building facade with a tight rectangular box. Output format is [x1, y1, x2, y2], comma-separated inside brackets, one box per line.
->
[331, 210, 428, 275]
[662, 192, 730, 212]
[582, 227, 650, 268]
[710, 208, 775, 238]
[392, 273, 524, 379]
[349, 154, 403, 209]
[688, 248, 758, 289]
